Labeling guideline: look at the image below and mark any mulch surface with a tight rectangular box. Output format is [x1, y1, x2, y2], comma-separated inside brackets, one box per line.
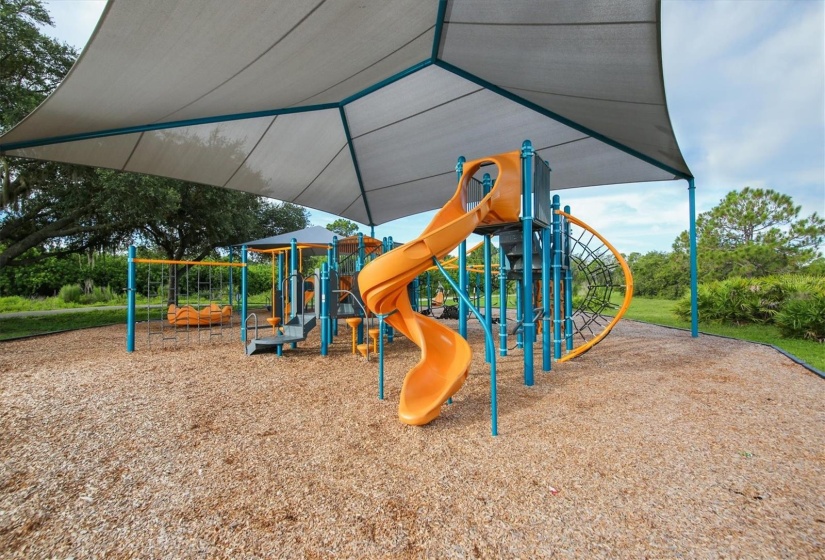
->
[1, 315, 823, 558]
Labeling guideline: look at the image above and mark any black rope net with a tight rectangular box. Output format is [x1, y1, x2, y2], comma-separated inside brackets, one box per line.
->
[565, 222, 627, 346]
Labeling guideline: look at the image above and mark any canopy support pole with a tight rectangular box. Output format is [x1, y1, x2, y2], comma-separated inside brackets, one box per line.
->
[688, 178, 699, 337]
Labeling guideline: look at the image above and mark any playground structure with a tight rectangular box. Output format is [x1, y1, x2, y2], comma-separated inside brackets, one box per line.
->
[5, 0, 702, 434]
[359, 141, 632, 434]
[123, 142, 631, 435]
[125, 251, 243, 351]
[241, 234, 391, 358]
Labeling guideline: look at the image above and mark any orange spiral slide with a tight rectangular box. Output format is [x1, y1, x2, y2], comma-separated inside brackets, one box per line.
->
[359, 151, 522, 425]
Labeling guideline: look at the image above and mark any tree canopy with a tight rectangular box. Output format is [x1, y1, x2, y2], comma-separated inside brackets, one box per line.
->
[325, 218, 359, 238]
[103, 172, 310, 262]
[0, 0, 76, 133]
[627, 187, 824, 298]
[0, 0, 312, 273]
[674, 187, 824, 280]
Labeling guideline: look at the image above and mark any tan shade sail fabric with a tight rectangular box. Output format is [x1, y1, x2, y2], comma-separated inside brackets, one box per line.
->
[0, 0, 691, 226]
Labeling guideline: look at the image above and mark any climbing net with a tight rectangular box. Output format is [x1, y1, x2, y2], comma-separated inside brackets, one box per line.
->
[557, 211, 634, 360]
[133, 258, 243, 348]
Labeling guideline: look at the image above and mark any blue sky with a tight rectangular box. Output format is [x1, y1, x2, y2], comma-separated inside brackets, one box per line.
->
[41, 0, 824, 254]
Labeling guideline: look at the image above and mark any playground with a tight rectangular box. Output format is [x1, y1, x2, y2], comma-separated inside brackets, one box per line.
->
[1, 1, 822, 557]
[1, 318, 822, 557]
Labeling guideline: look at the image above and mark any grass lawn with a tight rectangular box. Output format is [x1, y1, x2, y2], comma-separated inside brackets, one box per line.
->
[0, 309, 129, 341]
[2, 293, 821, 372]
[619, 296, 824, 371]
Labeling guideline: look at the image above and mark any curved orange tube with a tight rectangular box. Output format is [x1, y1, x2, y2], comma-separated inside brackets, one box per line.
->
[359, 151, 522, 425]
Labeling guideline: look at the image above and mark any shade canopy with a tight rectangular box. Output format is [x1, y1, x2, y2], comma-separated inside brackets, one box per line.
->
[0, 0, 691, 226]
[241, 225, 338, 254]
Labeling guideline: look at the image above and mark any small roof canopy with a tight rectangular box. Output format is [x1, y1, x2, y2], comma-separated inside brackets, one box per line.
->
[0, 0, 691, 227]
[241, 225, 338, 254]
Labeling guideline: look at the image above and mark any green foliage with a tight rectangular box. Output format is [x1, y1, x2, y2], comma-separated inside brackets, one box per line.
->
[673, 187, 825, 281]
[325, 219, 359, 238]
[801, 257, 825, 276]
[774, 294, 825, 342]
[0, 295, 36, 311]
[1, 1, 308, 269]
[58, 284, 83, 304]
[105, 172, 310, 263]
[0, 251, 129, 296]
[57, 284, 120, 305]
[674, 274, 825, 341]
[0, 2, 134, 267]
[245, 264, 273, 297]
[626, 251, 688, 298]
[95, 173, 309, 303]
[0, 0, 76, 132]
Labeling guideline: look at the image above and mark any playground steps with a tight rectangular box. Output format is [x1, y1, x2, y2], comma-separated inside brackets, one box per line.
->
[246, 313, 317, 356]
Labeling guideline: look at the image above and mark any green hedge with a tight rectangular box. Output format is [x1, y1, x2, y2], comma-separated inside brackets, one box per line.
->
[675, 275, 825, 341]
[0, 253, 129, 297]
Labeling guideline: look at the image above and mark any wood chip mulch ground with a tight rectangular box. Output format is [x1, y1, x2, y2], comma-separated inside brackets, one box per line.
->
[1, 316, 823, 558]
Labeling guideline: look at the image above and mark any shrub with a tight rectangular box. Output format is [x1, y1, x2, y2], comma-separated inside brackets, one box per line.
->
[675, 274, 825, 341]
[775, 294, 825, 342]
[0, 296, 41, 312]
[79, 285, 122, 305]
[675, 277, 767, 324]
[58, 284, 84, 304]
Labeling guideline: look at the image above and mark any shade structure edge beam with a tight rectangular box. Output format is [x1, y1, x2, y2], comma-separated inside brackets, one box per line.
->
[0, 103, 340, 153]
[433, 59, 692, 181]
[339, 106, 374, 226]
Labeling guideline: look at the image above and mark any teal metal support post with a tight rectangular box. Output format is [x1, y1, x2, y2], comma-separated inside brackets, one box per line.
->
[516, 282, 523, 348]
[688, 178, 699, 337]
[228, 247, 234, 307]
[276, 251, 283, 357]
[483, 173, 493, 363]
[327, 244, 334, 343]
[499, 244, 507, 356]
[541, 224, 551, 371]
[563, 205, 574, 351]
[433, 257, 498, 436]
[126, 245, 136, 352]
[241, 245, 248, 342]
[459, 241, 467, 338]
[320, 262, 329, 356]
[378, 315, 385, 400]
[456, 156, 468, 339]
[277, 251, 284, 320]
[356, 233, 365, 344]
[387, 236, 395, 342]
[332, 236, 339, 337]
[290, 238, 298, 349]
[357, 232, 365, 268]
[552, 195, 563, 359]
[521, 140, 535, 386]
[426, 272, 432, 310]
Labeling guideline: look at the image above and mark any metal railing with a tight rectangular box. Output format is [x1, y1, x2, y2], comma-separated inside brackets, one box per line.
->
[464, 176, 485, 213]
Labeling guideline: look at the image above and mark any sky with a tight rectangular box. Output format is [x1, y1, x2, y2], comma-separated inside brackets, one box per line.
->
[39, 0, 824, 254]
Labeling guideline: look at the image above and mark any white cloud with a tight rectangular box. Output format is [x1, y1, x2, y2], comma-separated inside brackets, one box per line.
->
[660, 0, 824, 244]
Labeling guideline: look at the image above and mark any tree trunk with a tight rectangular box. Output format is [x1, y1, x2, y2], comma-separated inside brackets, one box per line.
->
[167, 264, 178, 306]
